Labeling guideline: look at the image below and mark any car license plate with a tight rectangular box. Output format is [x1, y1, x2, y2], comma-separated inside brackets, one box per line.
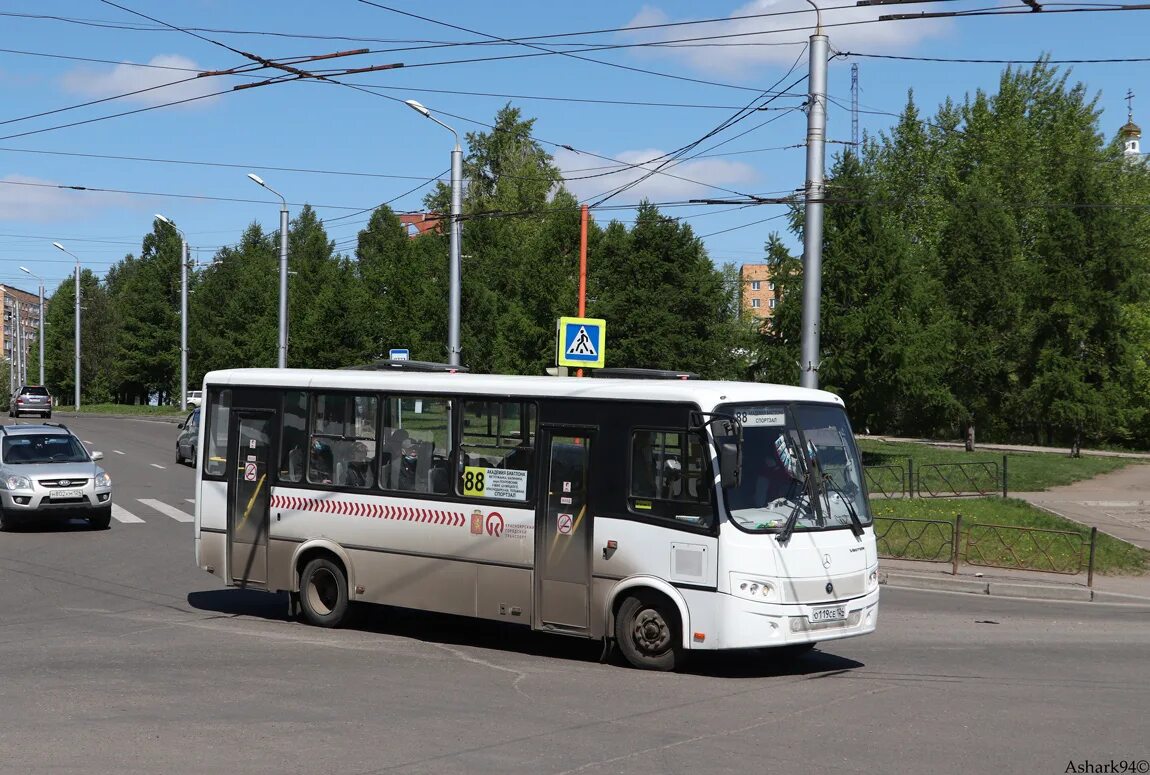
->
[809, 605, 846, 623]
[50, 489, 83, 499]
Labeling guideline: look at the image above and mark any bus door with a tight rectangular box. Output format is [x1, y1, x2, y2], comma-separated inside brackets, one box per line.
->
[227, 409, 273, 588]
[534, 427, 595, 635]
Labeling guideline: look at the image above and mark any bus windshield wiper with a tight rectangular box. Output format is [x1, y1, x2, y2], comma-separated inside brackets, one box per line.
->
[823, 473, 864, 537]
[776, 465, 819, 545]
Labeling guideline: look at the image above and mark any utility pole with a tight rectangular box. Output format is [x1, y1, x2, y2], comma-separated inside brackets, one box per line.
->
[800, 6, 828, 390]
[14, 299, 21, 387]
[851, 63, 860, 152]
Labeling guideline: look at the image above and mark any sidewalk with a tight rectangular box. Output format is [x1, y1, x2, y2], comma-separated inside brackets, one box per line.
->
[880, 557, 1150, 604]
[1013, 464, 1150, 551]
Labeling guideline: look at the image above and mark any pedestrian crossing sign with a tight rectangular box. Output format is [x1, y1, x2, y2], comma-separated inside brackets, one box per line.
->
[557, 317, 606, 368]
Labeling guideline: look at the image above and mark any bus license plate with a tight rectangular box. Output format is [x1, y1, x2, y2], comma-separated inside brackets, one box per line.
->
[809, 605, 846, 623]
[50, 489, 83, 499]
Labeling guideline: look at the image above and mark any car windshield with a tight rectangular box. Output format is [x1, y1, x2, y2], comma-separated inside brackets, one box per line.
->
[2, 435, 89, 464]
[718, 403, 870, 533]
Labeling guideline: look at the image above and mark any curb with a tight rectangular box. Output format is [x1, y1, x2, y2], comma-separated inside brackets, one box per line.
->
[879, 570, 1149, 603]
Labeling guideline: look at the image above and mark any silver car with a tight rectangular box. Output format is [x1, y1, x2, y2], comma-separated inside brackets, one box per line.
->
[0, 423, 113, 530]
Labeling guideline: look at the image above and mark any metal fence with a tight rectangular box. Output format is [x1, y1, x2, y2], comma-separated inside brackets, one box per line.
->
[874, 517, 953, 563]
[875, 514, 1149, 585]
[916, 461, 1002, 498]
[864, 464, 906, 499]
[964, 522, 1085, 575]
[864, 455, 1008, 499]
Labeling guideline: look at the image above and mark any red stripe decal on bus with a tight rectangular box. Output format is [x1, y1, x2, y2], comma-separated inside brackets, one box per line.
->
[267, 495, 466, 527]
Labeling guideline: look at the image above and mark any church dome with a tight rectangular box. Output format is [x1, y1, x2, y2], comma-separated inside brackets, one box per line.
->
[1120, 120, 1142, 138]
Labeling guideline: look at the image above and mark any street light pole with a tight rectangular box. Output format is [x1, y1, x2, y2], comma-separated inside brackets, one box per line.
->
[20, 267, 45, 386]
[799, 2, 828, 390]
[405, 99, 463, 367]
[247, 174, 289, 369]
[156, 215, 189, 411]
[52, 242, 81, 410]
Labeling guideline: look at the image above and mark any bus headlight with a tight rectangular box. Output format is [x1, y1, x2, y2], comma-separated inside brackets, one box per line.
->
[731, 574, 777, 602]
[867, 568, 878, 591]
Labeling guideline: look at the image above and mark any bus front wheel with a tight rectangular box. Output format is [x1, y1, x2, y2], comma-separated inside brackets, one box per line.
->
[299, 557, 349, 628]
[615, 594, 682, 672]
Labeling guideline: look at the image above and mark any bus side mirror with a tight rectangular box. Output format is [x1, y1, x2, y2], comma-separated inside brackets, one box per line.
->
[719, 442, 740, 489]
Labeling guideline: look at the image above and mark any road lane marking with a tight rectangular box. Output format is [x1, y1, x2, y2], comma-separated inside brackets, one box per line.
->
[83, 439, 94, 444]
[137, 498, 193, 523]
[150, 463, 165, 470]
[111, 504, 145, 524]
[114, 450, 125, 455]
[185, 499, 195, 504]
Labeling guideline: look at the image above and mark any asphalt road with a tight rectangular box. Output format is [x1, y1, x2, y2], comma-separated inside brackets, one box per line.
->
[1, 416, 1148, 775]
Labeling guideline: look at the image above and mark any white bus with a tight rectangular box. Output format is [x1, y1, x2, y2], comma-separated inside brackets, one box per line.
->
[192, 364, 878, 670]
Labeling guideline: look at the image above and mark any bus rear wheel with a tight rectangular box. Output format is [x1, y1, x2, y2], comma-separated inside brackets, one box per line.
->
[299, 557, 349, 628]
[615, 594, 682, 671]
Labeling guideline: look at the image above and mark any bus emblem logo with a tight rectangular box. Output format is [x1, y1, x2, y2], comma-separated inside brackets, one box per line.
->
[485, 512, 505, 538]
[470, 509, 484, 535]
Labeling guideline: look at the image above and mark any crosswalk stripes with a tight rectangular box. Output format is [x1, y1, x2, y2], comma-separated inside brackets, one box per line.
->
[137, 498, 194, 523]
[111, 504, 145, 524]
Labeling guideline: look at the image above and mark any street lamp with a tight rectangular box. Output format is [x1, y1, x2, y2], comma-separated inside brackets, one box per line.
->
[247, 173, 289, 369]
[51, 241, 81, 411]
[155, 214, 189, 411]
[17, 266, 43, 384]
[405, 99, 463, 368]
[18, 266, 44, 386]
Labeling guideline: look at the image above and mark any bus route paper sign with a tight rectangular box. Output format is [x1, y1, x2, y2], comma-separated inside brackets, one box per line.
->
[462, 466, 529, 501]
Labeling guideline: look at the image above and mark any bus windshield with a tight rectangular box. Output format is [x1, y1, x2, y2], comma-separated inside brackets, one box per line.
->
[718, 403, 870, 534]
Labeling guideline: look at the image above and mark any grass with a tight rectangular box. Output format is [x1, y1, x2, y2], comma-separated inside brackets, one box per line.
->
[59, 403, 188, 417]
[872, 497, 1149, 576]
[858, 437, 1138, 493]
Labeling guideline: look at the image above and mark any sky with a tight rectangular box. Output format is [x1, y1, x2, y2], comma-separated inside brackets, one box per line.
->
[0, 0, 1147, 297]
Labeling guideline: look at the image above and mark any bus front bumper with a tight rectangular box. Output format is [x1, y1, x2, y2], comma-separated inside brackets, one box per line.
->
[701, 587, 879, 650]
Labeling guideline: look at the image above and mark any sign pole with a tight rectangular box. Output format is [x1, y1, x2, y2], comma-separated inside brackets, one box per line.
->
[577, 204, 588, 378]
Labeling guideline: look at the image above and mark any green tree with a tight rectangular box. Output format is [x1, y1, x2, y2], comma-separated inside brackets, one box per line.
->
[189, 223, 278, 379]
[590, 202, 740, 378]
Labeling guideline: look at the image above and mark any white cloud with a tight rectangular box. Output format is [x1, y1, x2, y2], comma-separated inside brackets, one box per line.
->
[60, 54, 220, 107]
[0, 175, 131, 222]
[621, 0, 952, 75]
[555, 147, 759, 204]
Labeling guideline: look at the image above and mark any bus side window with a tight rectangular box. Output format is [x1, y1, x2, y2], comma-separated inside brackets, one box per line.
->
[457, 400, 536, 502]
[629, 429, 712, 526]
[279, 390, 308, 483]
[382, 396, 451, 496]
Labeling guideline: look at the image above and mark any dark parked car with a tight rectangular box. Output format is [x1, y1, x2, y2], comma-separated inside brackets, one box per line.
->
[9, 385, 52, 419]
[176, 407, 200, 466]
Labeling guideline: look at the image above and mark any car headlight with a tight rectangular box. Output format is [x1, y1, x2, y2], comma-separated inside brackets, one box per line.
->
[95, 472, 111, 488]
[3, 475, 32, 491]
[730, 574, 778, 602]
